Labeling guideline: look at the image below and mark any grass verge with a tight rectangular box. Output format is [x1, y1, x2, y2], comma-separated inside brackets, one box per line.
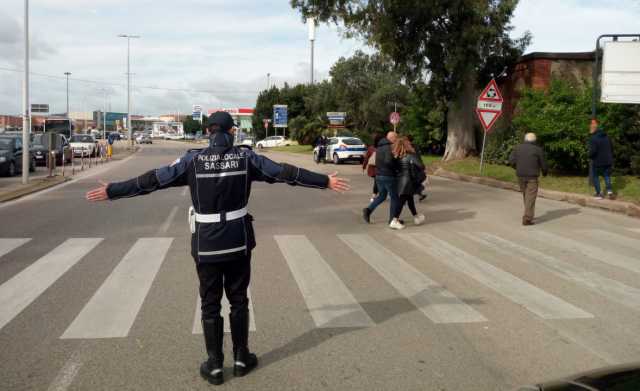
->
[429, 157, 640, 204]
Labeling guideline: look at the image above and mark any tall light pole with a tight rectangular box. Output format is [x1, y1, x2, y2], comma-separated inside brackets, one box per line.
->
[117, 34, 140, 146]
[21, 0, 30, 185]
[64, 72, 71, 136]
[99, 88, 108, 140]
[307, 18, 315, 84]
[267, 73, 271, 90]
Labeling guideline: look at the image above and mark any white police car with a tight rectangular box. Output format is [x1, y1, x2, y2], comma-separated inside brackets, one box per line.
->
[314, 137, 366, 164]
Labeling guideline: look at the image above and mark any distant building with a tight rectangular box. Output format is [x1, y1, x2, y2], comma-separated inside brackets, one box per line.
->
[0, 115, 22, 130]
[206, 108, 254, 134]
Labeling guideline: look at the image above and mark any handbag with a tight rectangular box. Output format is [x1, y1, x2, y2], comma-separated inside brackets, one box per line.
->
[367, 151, 377, 167]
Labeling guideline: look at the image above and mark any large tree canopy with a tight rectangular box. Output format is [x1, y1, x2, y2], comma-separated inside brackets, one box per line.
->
[290, 0, 531, 160]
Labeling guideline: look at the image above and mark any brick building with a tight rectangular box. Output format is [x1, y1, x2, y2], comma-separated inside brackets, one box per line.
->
[499, 51, 595, 120]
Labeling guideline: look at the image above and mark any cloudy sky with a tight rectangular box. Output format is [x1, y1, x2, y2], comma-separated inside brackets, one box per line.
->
[1, 0, 639, 116]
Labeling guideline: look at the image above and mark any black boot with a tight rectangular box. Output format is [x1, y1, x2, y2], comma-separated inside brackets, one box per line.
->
[230, 311, 258, 377]
[200, 316, 224, 385]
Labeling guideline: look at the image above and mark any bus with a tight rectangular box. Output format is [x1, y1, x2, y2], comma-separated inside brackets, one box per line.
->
[43, 118, 74, 138]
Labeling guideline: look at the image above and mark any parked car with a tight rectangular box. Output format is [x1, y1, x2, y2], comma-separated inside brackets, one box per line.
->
[255, 136, 290, 149]
[0, 135, 35, 176]
[69, 134, 99, 157]
[31, 133, 72, 166]
[313, 136, 366, 164]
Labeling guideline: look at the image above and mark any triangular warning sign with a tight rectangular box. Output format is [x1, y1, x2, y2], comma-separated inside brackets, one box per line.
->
[476, 108, 502, 133]
[478, 79, 503, 102]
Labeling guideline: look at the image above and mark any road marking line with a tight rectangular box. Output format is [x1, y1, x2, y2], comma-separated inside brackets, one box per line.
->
[159, 206, 179, 234]
[400, 233, 593, 320]
[182, 187, 189, 197]
[580, 229, 640, 252]
[531, 231, 640, 275]
[339, 234, 486, 324]
[0, 238, 31, 259]
[628, 228, 640, 234]
[274, 235, 374, 328]
[46, 343, 90, 391]
[0, 238, 102, 331]
[192, 290, 257, 334]
[464, 232, 640, 312]
[61, 238, 173, 339]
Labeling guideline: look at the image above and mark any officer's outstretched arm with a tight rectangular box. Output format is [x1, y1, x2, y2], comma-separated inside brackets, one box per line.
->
[87, 151, 195, 201]
[247, 150, 348, 191]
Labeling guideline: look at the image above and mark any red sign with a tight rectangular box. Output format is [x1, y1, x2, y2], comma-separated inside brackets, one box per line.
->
[389, 112, 400, 125]
[475, 79, 503, 132]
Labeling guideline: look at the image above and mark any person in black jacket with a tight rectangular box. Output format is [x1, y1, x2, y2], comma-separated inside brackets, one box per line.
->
[509, 133, 548, 226]
[394, 137, 426, 226]
[85, 112, 350, 386]
[589, 120, 614, 200]
[362, 131, 403, 229]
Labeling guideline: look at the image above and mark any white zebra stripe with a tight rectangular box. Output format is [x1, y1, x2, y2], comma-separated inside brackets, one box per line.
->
[275, 235, 374, 328]
[0, 238, 102, 331]
[0, 238, 31, 259]
[61, 238, 173, 339]
[400, 233, 593, 320]
[339, 234, 487, 324]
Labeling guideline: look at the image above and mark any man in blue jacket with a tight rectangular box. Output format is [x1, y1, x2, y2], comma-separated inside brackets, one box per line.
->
[86, 112, 350, 385]
[589, 120, 615, 200]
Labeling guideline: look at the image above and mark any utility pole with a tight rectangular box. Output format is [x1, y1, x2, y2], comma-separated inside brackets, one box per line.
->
[267, 73, 271, 90]
[307, 18, 315, 84]
[21, 0, 30, 185]
[65, 72, 71, 136]
[118, 34, 140, 147]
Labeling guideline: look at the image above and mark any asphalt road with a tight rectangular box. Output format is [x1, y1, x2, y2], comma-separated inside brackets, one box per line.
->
[1, 140, 639, 391]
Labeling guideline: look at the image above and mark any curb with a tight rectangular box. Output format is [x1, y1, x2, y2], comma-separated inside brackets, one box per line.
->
[0, 148, 139, 204]
[0, 176, 71, 203]
[433, 168, 640, 219]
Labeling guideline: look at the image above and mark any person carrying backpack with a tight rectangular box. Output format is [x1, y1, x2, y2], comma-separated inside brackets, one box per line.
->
[362, 133, 383, 202]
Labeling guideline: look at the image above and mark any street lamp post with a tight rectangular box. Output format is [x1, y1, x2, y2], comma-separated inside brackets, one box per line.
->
[21, 0, 30, 185]
[307, 18, 315, 84]
[64, 72, 71, 136]
[118, 34, 140, 147]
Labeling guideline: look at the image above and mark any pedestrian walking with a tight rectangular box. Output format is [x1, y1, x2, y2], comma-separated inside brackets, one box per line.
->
[406, 134, 428, 202]
[314, 134, 328, 164]
[362, 131, 403, 229]
[85, 111, 350, 386]
[509, 133, 548, 226]
[362, 133, 384, 203]
[589, 120, 615, 200]
[393, 137, 426, 227]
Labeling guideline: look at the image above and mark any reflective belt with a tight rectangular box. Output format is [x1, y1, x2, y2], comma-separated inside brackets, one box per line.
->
[194, 207, 248, 223]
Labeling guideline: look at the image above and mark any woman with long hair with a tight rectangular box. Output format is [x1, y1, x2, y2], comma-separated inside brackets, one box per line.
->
[362, 133, 384, 202]
[393, 137, 426, 227]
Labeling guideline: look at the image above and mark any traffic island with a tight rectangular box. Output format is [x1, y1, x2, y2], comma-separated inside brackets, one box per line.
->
[0, 176, 70, 203]
[434, 167, 640, 219]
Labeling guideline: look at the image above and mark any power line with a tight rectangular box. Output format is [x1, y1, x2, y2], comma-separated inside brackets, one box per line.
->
[0, 66, 261, 95]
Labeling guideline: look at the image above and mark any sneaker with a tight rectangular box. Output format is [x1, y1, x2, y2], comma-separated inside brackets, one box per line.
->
[593, 193, 604, 200]
[418, 194, 427, 202]
[369, 197, 375, 203]
[362, 208, 371, 224]
[607, 191, 616, 200]
[414, 214, 426, 225]
[389, 218, 405, 230]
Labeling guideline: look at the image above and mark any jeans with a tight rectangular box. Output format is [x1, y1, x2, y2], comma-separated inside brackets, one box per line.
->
[367, 175, 400, 222]
[197, 254, 251, 320]
[592, 165, 612, 195]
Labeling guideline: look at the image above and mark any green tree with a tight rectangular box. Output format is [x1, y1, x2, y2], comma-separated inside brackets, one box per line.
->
[182, 116, 204, 134]
[290, 0, 531, 160]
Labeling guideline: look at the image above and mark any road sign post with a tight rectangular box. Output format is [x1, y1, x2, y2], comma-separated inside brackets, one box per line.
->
[475, 79, 504, 174]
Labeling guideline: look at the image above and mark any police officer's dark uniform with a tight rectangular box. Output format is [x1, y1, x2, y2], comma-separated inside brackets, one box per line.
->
[104, 112, 330, 385]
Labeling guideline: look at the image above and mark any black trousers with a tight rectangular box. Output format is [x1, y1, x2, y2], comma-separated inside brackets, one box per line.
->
[396, 194, 417, 218]
[196, 254, 251, 320]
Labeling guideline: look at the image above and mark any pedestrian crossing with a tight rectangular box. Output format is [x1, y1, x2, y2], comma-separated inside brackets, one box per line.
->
[0, 228, 639, 339]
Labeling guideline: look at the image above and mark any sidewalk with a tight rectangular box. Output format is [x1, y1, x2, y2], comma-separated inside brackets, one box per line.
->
[0, 142, 137, 203]
[434, 167, 640, 219]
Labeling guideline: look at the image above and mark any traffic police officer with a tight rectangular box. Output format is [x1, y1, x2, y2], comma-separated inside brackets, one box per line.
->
[86, 111, 350, 385]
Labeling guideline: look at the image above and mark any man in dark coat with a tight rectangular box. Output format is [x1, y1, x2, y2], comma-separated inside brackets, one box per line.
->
[509, 132, 548, 226]
[589, 120, 614, 200]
